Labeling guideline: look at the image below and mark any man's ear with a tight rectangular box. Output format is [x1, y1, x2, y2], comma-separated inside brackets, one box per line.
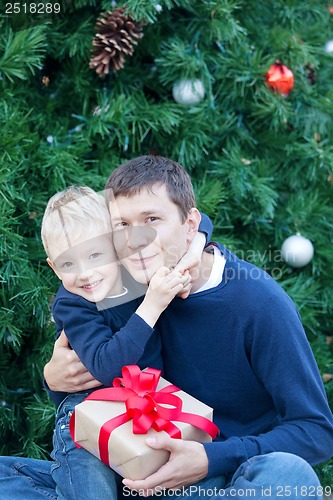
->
[186, 208, 201, 243]
[46, 258, 61, 280]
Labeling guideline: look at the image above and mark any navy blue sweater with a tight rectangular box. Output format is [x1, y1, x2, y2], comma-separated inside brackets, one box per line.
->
[50, 288, 162, 406]
[157, 244, 333, 476]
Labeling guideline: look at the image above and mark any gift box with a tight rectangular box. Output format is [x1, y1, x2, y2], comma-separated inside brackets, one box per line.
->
[70, 365, 219, 480]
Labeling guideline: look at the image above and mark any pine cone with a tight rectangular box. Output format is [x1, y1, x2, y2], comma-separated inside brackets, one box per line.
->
[89, 7, 144, 77]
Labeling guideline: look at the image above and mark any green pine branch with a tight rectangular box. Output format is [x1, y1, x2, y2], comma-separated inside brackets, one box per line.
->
[0, 25, 47, 82]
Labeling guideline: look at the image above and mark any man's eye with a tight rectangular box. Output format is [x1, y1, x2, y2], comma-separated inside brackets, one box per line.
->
[90, 253, 101, 259]
[146, 217, 158, 223]
[114, 221, 128, 228]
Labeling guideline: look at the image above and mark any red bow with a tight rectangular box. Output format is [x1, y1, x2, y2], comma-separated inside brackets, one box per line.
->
[70, 365, 219, 467]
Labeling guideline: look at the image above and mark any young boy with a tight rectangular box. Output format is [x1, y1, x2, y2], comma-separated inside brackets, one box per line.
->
[41, 185, 192, 500]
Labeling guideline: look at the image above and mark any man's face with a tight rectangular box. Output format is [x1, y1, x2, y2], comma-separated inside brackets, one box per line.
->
[109, 184, 194, 283]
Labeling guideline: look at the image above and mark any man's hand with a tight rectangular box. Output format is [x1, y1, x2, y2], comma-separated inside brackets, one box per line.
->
[122, 435, 208, 496]
[43, 331, 102, 392]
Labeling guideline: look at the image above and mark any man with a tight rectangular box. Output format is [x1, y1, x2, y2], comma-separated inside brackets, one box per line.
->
[45, 155, 333, 499]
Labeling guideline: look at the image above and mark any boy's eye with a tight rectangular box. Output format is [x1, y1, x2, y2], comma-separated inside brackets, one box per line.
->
[63, 262, 74, 269]
[114, 221, 128, 228]
[146, 216, 158, 223]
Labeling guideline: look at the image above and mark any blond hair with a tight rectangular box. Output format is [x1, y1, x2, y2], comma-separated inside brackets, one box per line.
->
[41, 186, 111, 258]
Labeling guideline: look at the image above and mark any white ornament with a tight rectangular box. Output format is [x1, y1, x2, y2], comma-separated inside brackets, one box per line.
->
[281, 233, 314, 268]
[172, 79, 205, 106]
[324, 40, 333, 54]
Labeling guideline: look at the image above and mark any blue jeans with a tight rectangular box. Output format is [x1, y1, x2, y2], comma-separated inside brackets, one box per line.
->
[0, 393, 119, 500]
[162, 452, 324, 500]
[50, 392, 119, 499]
[0, 433, 324, 500]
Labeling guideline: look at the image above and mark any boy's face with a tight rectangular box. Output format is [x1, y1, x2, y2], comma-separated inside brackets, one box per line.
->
[109, 183, 198, 283]
[48, 230, 122, 303]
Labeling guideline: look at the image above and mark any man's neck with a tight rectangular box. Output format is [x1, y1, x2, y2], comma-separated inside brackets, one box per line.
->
[190, 249, 215, 293]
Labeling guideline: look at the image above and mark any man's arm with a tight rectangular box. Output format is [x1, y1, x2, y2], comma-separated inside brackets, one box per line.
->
[44, 331, 102, 394]
[124, 282, 333, 493]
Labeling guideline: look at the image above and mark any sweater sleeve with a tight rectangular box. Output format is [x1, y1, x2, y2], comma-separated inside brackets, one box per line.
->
[198, 212, 213, 243]
[203, 290, 333, 477]
[52, 295, 154, 386]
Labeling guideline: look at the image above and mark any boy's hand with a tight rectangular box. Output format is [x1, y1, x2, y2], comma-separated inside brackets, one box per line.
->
[147, 266, 185, 310]
[174, 232, 206, 298]
[136, 267, 187, 327]
[178, 270, 191, 298]
[44, 331, 102, 393]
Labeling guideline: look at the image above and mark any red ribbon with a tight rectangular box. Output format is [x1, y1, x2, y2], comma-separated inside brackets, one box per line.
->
[70, 365, 219, 467]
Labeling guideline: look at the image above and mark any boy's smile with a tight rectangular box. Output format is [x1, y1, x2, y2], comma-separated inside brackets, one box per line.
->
[48, 231, 123, 302]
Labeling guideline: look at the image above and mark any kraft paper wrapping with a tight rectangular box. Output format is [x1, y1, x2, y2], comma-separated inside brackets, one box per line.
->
[73, 376, 214, 480]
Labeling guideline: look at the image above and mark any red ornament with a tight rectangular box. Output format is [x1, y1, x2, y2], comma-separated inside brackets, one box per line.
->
[265, 61, 294, 96]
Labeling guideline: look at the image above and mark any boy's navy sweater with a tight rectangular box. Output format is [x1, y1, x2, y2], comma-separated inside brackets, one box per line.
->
[49, 289, 162, 406]
[157, 244, 333, 477]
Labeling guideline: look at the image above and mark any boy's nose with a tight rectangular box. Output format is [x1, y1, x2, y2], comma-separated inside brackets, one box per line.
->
[77, 265, 94, 280]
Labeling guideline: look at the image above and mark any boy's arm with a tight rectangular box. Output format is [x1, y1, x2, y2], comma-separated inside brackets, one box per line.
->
[198, 212, 213, 242]
[136, 267, 186, 326]
[174, 212, 213, 297]
[175, 212, 213, 276]
[52, 296, 155, 387]
[48, 268, 185, 389]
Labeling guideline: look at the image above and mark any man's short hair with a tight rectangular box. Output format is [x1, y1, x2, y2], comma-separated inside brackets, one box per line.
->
[41, 185, 111, 257]
[105, 155, 196, 222]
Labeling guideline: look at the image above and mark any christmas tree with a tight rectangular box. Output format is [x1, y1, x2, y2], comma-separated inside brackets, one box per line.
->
[0, 0, 332, 487]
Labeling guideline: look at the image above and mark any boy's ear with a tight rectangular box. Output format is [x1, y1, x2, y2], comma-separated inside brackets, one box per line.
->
[186, 208, 201, 242]
[46, 258, 61, 280]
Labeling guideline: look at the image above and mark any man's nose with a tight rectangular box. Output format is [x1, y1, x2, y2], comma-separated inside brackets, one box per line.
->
[127, 226, 157, 250]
